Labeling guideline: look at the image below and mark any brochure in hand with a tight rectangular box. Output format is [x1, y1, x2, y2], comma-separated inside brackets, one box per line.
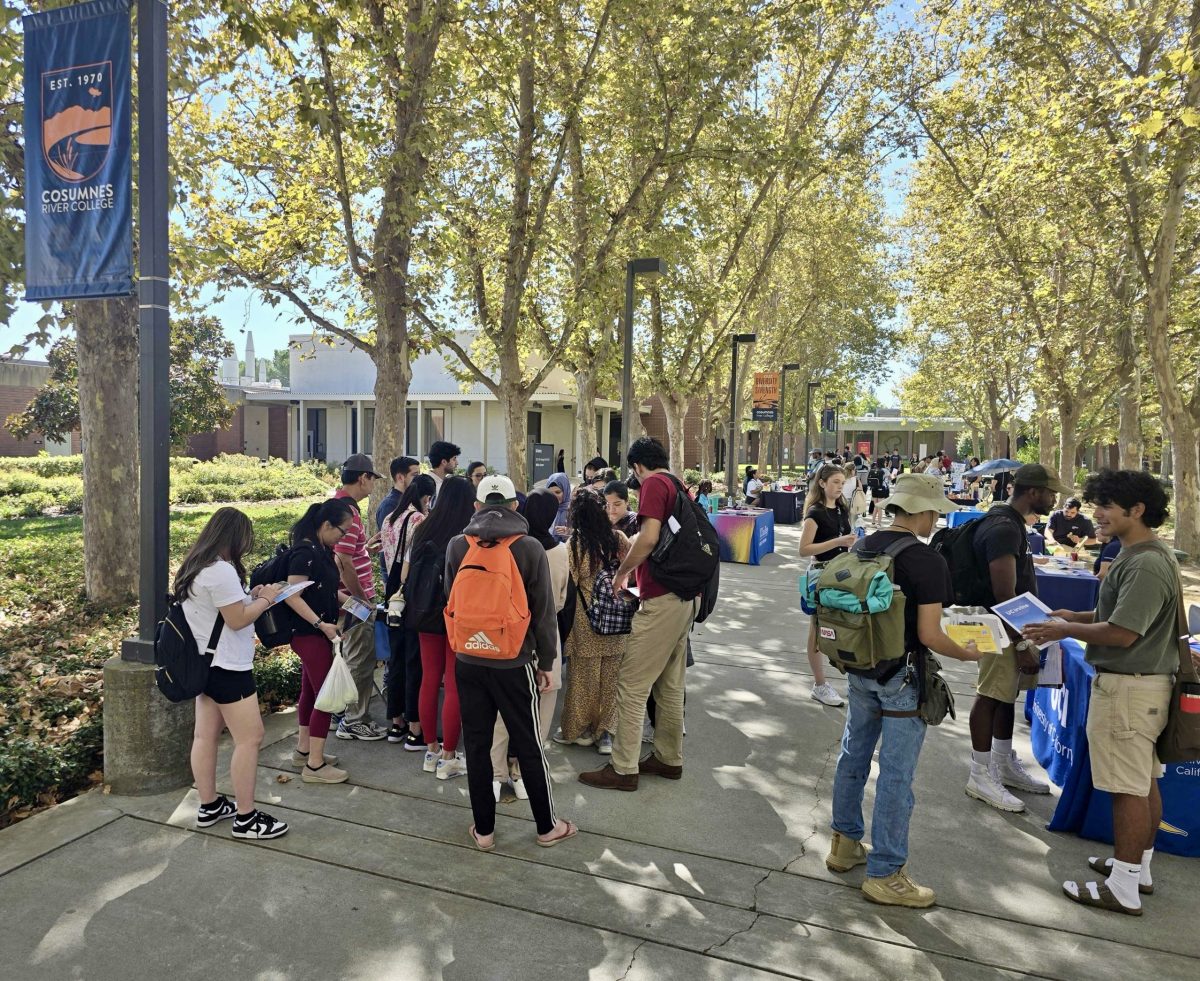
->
[990, 592, 1061, 651]
[341, 596, 373, 623]
[270, 580, 314, 605]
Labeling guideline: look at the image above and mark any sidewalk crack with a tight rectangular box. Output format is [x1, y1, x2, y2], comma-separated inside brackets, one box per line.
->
[704, 912, 762, 956]
[616, 939, 647, 980]
[796, 732, 839, 862]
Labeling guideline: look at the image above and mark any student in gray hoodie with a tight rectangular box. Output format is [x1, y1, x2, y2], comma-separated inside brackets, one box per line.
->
[445, 474, 577, 850]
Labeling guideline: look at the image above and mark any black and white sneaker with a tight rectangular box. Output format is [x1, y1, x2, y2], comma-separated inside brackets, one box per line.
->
[336, 720, 386, 741]
[386, 724, 409, 744]
[195, 794, 237, 829]
[231, 809, 290, 840]
[402, 730, 427, 752]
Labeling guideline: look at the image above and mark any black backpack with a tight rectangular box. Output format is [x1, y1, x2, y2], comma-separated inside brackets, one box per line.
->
[249, 543, 299, 648]
[647, 474, 721, 621]
[867, 466, 884, 492]
[404, 537, 448, 634]
[930, 506, 1026, 607]
[154, 602, 223, 702]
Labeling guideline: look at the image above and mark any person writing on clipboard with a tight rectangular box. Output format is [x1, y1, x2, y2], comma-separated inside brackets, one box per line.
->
[579, 437, 693, 792]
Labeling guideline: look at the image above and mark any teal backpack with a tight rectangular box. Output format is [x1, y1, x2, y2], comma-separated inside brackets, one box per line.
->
[807, 537, 919, 674]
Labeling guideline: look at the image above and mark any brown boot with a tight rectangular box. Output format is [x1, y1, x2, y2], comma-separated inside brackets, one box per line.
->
[638, 752, 682, 780]
[578, 763, 638, 791]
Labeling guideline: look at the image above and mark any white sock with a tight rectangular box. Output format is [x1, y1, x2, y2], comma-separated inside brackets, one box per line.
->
[1105, 860, 1142, 909]
[971, 750, 991, 768]
[1142, 849, 1154, 887]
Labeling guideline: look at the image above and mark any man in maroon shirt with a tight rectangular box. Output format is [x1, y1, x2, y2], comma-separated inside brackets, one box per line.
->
[580, 437, 694, 791]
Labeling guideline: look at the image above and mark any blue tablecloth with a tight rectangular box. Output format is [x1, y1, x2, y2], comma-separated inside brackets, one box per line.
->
[1026, 639, 1200, 856]
[947, 509, 986, 528]
[1035, 566, 1100, 613]
[707, 509, 775, 564]
[760, 490, 803, 525]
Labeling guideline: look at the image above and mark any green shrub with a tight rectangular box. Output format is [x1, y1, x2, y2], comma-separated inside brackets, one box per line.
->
[0, 473, 42, 495]
[256, 649, 302, 708]
[16, 492, 55, 517]
[174, 483, 212, 504]
[683, 468, 702, 487]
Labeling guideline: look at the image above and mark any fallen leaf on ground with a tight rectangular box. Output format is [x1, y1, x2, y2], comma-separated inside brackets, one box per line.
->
[275, 774, 292, 784]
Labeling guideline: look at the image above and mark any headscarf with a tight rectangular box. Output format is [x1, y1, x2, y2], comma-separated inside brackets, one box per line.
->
[523, 489, 559, 551]
[547, 472, 571, 539]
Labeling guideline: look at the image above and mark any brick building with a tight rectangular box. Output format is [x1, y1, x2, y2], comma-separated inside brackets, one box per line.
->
[0, 360, 80, 457]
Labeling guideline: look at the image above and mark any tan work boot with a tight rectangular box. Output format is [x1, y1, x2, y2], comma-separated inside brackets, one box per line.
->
[826, 832, 869, 872]
[861, 866, 935, 908]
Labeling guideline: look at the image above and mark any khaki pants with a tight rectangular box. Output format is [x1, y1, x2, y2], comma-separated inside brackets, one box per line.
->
[341, 608, 378, 724]
[1087, 673, 1172, 796]
[611, 593, 695, 775]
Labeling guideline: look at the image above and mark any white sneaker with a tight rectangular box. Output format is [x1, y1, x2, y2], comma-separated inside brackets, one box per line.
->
[597, 733, 613, 755]
[508, 763, 529, 800]
[811, 683, 845, 707]
[996, 751, 1050, 794]
[492, 780, 502, 803]
[436, 753, 467, 781]
[641, 719, 655, 744]
[966, 764, 1026, 812]
[423, 750, 438, 774]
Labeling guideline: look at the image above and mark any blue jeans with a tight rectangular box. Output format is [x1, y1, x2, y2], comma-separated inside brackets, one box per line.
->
[831, 668, 926, 878]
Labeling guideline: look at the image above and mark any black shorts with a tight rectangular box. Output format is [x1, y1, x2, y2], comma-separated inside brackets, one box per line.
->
[203, 666, 257, 704]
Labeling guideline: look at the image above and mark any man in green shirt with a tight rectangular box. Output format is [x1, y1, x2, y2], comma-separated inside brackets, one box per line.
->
[1023, 470, 1177, 917]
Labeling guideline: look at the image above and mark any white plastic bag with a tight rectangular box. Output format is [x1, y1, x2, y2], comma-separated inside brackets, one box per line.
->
[315, 642, 356, 714]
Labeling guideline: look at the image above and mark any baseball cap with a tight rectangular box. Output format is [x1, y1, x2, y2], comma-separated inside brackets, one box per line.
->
[887, 473, 959, 516]
[1012, 463, 1070, 495]
[477, 473, 517, 504]
[342, 453, 382, 478]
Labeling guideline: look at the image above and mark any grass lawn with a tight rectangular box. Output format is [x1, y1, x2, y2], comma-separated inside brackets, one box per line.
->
[0, 499, 325, 827]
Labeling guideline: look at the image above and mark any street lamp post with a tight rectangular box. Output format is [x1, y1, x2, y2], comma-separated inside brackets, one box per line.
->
[621, 257, 665, 478]
[726, 333, 757, 500]
[779, 362, 800, 477]
[836, 401, 847, 457]
[804, 382, 820, 475]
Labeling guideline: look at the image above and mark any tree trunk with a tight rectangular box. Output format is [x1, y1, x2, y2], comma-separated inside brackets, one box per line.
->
[1006, 417, 1020, 460]
[75, 297, 140, 606]
[367, 303, 412, 528]
[1170, 432, 1199, 552]
[1038, 410, 1055, 468]
[1115, 326, 1143, 470]
[699, 392, 713, 477]
[1057, 402, 1080, 497]
[573, 366, 598, 475]
[500, 382, 529, 490]
[663, 393, 689, 477]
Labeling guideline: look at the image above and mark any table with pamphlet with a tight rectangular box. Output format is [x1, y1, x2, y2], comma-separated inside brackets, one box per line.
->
[1025, 638, 1200, 857]
[707, 508, 775, 565]
[1034, 565, 1100, 613]
[760, 490, 804, 525]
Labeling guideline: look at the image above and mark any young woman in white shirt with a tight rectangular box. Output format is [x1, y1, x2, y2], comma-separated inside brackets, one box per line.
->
[177, 507, 288, 840]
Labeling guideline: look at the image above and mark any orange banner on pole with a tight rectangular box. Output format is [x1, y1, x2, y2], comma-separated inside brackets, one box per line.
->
[752, 371, 780, 421]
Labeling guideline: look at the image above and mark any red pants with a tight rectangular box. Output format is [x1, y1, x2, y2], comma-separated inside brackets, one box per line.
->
[292, 632, 334, 739]
[418, 632, 460, 752]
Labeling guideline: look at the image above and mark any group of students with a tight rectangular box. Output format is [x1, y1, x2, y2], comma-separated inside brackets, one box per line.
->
[810, 461, 1188, 916]
[175, 436, 701, 850]
[172, 435, 1187, 919]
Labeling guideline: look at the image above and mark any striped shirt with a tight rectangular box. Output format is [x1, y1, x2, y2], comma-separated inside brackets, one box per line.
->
[333, 489, 375, 600]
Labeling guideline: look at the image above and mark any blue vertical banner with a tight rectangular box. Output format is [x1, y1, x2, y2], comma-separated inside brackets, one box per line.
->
[23, 0, 133, 300]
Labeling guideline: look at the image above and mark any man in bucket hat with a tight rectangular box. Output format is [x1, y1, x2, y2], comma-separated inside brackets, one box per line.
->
[826, 473, 982, 908]
[965, 463, 1068, 811]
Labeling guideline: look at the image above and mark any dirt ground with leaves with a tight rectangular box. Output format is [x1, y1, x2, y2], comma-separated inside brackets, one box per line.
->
[0, 502, 317, 827]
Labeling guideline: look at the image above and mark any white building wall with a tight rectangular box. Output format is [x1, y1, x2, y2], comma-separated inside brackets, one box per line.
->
[540, 406, 576, 474]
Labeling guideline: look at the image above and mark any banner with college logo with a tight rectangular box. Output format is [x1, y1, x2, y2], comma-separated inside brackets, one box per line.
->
[23, 0, 133, 300]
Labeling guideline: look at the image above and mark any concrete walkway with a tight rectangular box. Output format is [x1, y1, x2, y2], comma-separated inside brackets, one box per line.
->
[2, 524, 1198, 980]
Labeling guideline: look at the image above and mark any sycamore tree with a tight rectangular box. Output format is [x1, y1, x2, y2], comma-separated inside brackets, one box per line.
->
[428, 0, 775, 487]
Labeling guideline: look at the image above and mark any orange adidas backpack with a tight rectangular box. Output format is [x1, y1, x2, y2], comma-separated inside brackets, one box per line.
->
[445, 534, 531, 660]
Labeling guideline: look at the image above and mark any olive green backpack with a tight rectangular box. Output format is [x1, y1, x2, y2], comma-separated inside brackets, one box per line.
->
[811, 537, 918, 674]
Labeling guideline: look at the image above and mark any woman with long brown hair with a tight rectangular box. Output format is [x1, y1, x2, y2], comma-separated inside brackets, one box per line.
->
[177, 507, 288, 840]
[798, 465, 857, 708]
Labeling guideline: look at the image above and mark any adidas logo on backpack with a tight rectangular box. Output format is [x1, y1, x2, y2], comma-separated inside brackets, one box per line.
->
[464, 630, 501, 653]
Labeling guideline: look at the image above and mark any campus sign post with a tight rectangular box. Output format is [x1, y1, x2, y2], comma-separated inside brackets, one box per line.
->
[24, 0, 182, 793]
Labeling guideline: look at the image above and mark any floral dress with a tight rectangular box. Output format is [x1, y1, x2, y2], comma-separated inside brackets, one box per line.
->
[558, 531, 631, 740]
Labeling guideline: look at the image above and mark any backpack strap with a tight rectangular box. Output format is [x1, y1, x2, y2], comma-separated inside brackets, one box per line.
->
[204, 614, 225, 654]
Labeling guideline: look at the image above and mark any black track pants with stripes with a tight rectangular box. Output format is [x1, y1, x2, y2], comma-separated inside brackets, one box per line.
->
[456, 659, 557, 836]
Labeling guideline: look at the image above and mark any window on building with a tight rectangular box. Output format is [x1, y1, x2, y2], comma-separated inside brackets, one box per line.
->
[364, 409, 375, 455]
[527, 410, 542, 444]
[405, 408, 417, 456]
[425, 408, 445, 446]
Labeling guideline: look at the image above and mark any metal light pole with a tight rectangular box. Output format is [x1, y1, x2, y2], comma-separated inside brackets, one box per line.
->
[804, 382, 820, 476]
[779, 362, 799, 477]
[836, 401, 847, 458]
[122, 0, 170, 662]
[621, 257, 665, 478]
[726, 333, 757, 500]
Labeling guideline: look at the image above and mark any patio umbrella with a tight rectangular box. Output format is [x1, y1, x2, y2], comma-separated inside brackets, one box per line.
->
[964, 458, 1022, 478]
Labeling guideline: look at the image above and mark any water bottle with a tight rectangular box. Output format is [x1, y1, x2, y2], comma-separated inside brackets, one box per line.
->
[854, 516, 867, 540]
